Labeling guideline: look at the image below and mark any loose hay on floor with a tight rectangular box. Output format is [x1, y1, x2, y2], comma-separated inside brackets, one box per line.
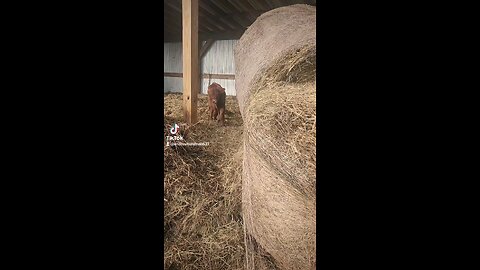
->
[164, 93, 245, 270]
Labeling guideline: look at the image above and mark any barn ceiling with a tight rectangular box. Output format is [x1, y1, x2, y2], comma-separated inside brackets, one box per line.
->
[164, 0, 316, 42]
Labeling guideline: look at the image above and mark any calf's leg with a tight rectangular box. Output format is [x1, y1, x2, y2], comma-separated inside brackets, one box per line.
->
[217, 108, 225, 126]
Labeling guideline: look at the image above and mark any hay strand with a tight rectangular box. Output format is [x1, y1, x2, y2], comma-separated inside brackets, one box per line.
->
[235, 4, 317, 269]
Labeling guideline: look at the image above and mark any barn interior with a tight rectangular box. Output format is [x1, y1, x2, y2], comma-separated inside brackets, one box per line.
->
[164, 1, 316, 269]
[164, 0, 316, 101]
[164, 0, 317, 42]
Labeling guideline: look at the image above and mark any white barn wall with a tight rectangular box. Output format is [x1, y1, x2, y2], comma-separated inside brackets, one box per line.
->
[201, 78, 236, 96]
[201, 40, 236, 76]
[163, 42, 183, 93]
[163, 77, 183, 93]
[164, 40, 237, 95]
[164, 42, 182, 73]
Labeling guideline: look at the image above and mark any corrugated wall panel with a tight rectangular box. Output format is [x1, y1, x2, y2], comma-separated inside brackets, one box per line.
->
[164, 40, 237, 95]
[164, 77, 183, 93]
[164, 42, 182, 73]
[201, 40, 237, 74]
[164, 78, 235, 96]
[201, 78, 235, 96]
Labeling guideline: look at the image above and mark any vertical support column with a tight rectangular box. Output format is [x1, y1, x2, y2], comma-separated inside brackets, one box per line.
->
[182, 0, 199, 124]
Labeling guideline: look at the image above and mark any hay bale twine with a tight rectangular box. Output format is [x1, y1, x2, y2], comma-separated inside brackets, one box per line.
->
[235, 4, 316, 270]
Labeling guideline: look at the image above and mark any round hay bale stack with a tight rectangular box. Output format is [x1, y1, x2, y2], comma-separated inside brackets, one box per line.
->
[235, 4, 316, 270]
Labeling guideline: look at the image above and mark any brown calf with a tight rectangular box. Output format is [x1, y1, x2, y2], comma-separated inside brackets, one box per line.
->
[207, 82, 226, 125]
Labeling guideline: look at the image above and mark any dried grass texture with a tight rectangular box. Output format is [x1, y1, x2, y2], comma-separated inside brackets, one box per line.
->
[164, 93, 245, 270]
[235, 4, 316, 117]
[235, 4, 317, 270]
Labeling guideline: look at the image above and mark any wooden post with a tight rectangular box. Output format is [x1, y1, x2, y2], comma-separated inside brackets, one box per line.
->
[182, 0, 199, 124]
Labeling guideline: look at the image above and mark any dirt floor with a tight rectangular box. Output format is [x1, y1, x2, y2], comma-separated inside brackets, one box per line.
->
[164, 92, 245, 270]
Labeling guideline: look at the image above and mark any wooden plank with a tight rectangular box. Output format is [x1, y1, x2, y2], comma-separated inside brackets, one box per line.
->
[227, 11, 262, 27]
[201, 73, 235, 80]
[199, 39, 214, 94]
[199, 39, 215, 58]
[225, 0, 245, 12]
[168, 29, 246, 42]
[247, 0, 267, 10]
[198, 16, 219, 32]
[230, 14, 250, 28]
[209, 0, 232, 13]
[198, 0, 217, 16]
[165, 0, 182, 13]
[164, 14, 182, 30]
[201, 29, 245, 40]
[182, 0, 199, 124]
[199, 1, 238, 30]
[259, 0, 274, 10]
[165, 72, 235, 80]
[271, 0, 285, 8]
[165, 72, 186, 78]
[218, 15, 244, 31]
[166, 30, 244, 42]
[200, 13, 227, 31]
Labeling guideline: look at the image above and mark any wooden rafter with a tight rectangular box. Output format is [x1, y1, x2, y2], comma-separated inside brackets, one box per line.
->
[199, 39, 215, 58]
[164, 0, 317, 42]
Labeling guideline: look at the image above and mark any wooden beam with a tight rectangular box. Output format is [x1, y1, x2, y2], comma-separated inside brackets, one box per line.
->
[218, 15, 243, 31]
[246, 0, 267, 10]
[165, 29, 246, 43]
[200, 13, 227, 31]
[201, 29, 245, 40]
[209, 0, 233, 13]
[225, 0, 246, 12]
[165, 0, 182, 13]
[165, 72, 235, 80]
[271, 0, 285, 8]
[198, 39, 214, 93]
[201, 73, 235, 80]
[164, 14, 182, 31]
[200, 39, 214, 58]
[164, 72, 185, 78]
[198, 1, 217, 16]
[182, 0, 199, 124]
[259, 0, 274, 10]
[198, 1, 238, 30]
[226, 11, 263, 28]
[198, 16, 220, 32]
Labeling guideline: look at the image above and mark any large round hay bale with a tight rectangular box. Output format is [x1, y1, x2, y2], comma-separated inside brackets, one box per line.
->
[235, 4, 316, 270]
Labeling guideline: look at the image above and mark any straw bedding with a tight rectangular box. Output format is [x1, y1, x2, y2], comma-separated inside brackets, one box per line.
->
[164, 93, 245, 270]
